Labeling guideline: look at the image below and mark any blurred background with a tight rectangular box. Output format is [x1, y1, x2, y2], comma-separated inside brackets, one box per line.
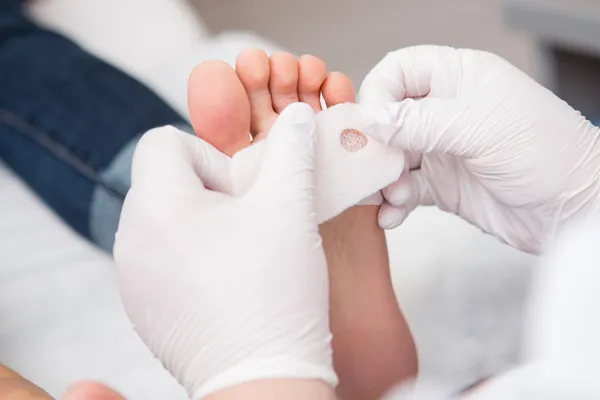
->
[194, 0, 541, 85]
[1, 0, 600, 398]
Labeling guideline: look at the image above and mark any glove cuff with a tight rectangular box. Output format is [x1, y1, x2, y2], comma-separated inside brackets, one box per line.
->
[191, 357, 338, 399]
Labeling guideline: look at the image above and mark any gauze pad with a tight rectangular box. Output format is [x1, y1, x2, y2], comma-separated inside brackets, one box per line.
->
[230, 103, 405, 222]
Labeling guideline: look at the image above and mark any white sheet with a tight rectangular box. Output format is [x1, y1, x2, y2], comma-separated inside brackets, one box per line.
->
[0, 163, 187, 400]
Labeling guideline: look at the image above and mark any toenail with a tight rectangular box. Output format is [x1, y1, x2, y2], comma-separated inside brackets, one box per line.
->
[340, 129, 368, 152]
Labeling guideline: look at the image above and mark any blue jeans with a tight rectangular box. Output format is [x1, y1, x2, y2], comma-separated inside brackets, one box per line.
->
[0, 3, 190, 252]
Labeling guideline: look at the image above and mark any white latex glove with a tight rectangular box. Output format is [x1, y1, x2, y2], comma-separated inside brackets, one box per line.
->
[358, 45, 600, 253]
[114, 103, 336, 399]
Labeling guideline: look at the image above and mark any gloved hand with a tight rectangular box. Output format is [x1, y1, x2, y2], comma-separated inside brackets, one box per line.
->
[358, 45, 600, 253]
[114, 103, 337, 399]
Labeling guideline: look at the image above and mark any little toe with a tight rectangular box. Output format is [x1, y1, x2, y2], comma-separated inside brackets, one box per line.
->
[268, 51, 300, 114]
[236, 48, 277, 136]
[188, 60, 251, 157]
[298, 54, 328, 112]
[322, 71, 356, 108]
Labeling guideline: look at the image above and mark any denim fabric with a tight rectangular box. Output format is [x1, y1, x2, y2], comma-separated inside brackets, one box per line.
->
[90, 123, 192, 252]
[0, 5, 190, 251]
[0, 0, 21, 10]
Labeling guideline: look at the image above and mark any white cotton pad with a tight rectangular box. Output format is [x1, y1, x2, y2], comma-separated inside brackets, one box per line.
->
[230, 103, 405, 223]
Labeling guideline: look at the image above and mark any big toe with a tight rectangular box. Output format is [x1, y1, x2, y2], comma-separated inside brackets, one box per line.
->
[188, 60, 251, 157]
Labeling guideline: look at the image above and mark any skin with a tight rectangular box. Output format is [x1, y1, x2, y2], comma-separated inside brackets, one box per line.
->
[188, 49, 417, 399]
[321, 206, 417, 400]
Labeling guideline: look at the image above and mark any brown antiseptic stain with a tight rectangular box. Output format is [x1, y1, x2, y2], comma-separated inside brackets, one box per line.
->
[340, 128, 368, 152]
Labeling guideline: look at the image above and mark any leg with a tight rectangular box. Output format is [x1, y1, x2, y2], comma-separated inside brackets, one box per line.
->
[322, 207, 418, 400]
[0, 9, 187, 252]
[188, 50, 418, 400]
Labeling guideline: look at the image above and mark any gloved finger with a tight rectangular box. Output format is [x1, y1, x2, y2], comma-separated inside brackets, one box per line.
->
[408, 170, 435, 206]
[382, 161, 412, 207]
[358, 45, 459, 103]
[382, 168, 434, 209]
[382, 179, 411, 206]
[248, 102, 318, 210]
[364, 97, 476, 157]
[377, 170, 429, 230]
[131, 126, 232, 196]
[379, 151, 421, 209]
[378, 202, 410, 230]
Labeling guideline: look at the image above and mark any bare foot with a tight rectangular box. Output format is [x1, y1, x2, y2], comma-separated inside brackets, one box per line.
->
[187, 60, 251, 157]
[187, 50, 417, 399]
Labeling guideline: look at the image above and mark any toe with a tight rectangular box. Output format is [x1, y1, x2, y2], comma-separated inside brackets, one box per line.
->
[322, 71, 356, 108]
[298, 54, 327, 112]
[236, 48, 277, 136]
[188, 60, 251, 157]
[269, 51, 300, 114]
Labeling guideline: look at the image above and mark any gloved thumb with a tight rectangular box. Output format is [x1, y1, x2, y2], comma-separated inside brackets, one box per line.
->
[364, 97, 477, 157]
[131, 126, 232, 196]
[248, 102, 318, 207]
